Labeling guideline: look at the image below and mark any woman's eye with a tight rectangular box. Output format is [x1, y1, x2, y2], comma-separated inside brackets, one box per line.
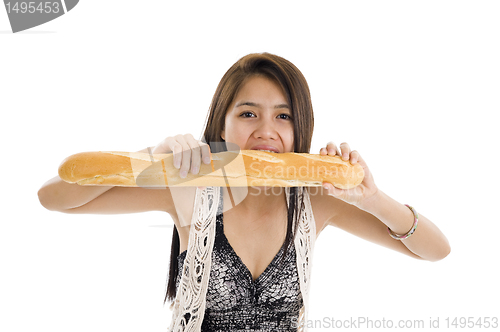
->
[240, 112, 292, 120]
[279, 114, 293, 120]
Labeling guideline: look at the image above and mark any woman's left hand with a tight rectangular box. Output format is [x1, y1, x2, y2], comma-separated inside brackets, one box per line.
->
[320, 142, 379, 207]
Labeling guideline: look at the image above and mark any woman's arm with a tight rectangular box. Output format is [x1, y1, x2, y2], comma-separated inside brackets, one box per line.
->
[38, 147, 156, 211]
[329, 190, 450, 261]
[364, 190, 450, 261]
[38, 134, 211, 217]
[319, 141, 450, 262]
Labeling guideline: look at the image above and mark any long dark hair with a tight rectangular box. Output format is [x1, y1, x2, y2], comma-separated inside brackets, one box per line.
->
[164, 52, 314, 304]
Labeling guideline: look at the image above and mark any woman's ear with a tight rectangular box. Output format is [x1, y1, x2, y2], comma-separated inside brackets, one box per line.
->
[221, 129, 225, 140]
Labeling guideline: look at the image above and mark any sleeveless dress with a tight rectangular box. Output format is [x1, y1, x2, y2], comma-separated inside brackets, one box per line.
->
[169, 186, 316, 332]
[176, 189, 303, 331]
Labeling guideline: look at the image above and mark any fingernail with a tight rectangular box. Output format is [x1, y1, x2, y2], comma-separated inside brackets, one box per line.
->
[180, 171, 187, 178]
[323, 185, 329, 190]
[192, 166, 199, 174]
[343, 153, 348, 160]
[204, 157, 211, 164]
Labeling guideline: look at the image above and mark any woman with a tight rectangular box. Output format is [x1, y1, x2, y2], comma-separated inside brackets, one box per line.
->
[38, 53, 450, 331]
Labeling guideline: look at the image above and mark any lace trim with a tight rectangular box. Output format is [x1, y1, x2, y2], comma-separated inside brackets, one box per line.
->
[169, 186, 315, 332]
[169, 186, 219, 332]
[288, 187, 316, 332]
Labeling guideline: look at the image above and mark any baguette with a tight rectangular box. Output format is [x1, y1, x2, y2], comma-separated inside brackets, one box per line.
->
[58, 150, 364, 189]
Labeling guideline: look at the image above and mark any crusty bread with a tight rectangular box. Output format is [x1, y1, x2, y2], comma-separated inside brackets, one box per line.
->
[58, 150, 364, 189]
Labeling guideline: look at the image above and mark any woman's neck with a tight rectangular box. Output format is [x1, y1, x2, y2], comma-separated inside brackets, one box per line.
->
[223, 186, 287, 219]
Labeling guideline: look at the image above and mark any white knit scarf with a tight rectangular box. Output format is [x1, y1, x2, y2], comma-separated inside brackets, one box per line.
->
[169, 186, 316, 332]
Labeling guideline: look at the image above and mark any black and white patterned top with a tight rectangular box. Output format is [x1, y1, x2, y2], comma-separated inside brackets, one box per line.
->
[176, 189, 303, 331]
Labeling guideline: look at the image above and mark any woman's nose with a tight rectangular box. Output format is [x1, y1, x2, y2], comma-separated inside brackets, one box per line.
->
[254, 120, 279, 139]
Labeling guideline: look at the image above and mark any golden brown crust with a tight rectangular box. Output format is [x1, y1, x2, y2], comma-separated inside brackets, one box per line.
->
[58, 150, 364, 189]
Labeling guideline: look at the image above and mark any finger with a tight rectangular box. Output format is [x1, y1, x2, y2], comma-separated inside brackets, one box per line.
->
[151, 141, 162, 154]
[174, 134, 191, 178]
[322, 181, 343, 196]
[326, 142, 339, 156]
[185, 136, 202, 175]
[168, 139, 184, 169]
[350, 150, 360, 164]
[200, 141, 212, 165]
[320, 142, 338, 156]
[339, 142, 351, 160]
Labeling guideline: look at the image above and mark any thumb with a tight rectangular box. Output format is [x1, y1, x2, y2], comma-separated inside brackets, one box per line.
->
[323, 182, 342, 196]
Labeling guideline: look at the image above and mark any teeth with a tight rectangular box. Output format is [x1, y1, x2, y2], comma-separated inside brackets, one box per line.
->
[257, 149, 277, 153]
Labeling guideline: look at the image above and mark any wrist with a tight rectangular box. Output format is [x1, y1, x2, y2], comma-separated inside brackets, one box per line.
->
[356, 188, 383, 212]
[358, 189, 416, 235]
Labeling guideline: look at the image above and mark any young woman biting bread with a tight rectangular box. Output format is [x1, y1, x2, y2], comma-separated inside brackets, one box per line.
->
[38, 53, 450, 332]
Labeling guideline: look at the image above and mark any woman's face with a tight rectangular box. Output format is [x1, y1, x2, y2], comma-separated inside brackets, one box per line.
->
[221, 75, 294, 153]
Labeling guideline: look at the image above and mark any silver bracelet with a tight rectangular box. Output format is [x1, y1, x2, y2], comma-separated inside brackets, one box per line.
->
[387, 204, 419, 240]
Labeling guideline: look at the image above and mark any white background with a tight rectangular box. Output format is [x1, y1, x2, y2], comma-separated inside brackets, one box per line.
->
[1, 1, 499, 331]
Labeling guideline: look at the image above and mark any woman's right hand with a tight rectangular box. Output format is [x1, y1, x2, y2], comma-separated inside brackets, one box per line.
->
[151, 134, 212, 181]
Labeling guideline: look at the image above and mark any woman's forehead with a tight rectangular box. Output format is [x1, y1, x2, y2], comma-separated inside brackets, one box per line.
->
[232, 76, 288, 104]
